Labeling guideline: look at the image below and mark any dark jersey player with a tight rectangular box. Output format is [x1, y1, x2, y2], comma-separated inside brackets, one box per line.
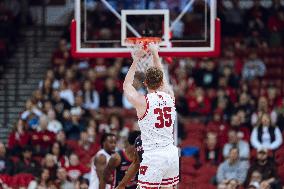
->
[104, 131, 141, 189]
[114, 135, 143, 189]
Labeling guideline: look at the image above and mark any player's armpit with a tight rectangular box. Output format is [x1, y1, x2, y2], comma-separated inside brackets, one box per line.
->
[104, 153, 121, 184]
[95, 154, 107, 189]
[116, 151, 140, 189]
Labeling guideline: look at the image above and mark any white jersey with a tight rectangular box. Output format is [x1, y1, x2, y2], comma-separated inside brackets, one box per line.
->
[89, 149, 112, 189]
[138, 91, 176, 151]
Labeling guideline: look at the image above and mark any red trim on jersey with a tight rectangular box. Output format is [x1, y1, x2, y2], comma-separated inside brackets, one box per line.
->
[138, 177, 179, 187]
[138, 96, 149, 121]
[161, 175, 179, 182]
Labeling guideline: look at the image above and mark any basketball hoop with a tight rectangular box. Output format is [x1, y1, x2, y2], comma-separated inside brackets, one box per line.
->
[125, 37, 161, 72]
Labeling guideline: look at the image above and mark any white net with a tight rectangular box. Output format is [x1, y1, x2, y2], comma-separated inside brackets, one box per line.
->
[127, 41, 160, 73]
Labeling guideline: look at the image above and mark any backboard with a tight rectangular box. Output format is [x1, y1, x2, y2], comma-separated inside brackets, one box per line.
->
[71, 0, 220, 58]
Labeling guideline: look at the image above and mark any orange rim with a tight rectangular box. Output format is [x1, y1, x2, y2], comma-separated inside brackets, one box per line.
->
[125, 37, 161, 45]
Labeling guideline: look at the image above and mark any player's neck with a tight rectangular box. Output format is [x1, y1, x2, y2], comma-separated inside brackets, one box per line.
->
[147, 89, 158, 94]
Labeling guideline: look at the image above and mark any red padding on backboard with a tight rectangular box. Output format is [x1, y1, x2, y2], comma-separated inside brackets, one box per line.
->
[70, 18, 221, 58]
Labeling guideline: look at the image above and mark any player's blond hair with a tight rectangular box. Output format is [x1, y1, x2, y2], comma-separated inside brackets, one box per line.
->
[145, 67, 163, 90]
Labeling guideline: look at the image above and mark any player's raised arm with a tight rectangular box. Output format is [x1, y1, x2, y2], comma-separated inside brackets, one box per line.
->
[123, 59, 146, 110]
[148, 44, 174, 98]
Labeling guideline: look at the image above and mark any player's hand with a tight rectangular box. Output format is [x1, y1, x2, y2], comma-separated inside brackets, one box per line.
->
[148, 42, 159, 55]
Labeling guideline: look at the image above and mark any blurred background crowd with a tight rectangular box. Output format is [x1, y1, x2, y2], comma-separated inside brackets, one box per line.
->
[0, 0, 284, 189]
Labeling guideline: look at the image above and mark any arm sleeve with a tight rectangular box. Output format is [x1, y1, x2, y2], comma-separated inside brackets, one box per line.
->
[237, 162, 249, 184]
[269, 127, 283, 150]
[250, 128, 263, 150]
[216, 164, 225, 184]
[239, 141, 250, 159]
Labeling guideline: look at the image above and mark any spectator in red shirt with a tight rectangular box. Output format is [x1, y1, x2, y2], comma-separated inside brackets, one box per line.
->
[68, 130, 99, 166]
[52, 39, 71, 68]
[207, 111, 229, 148]
[65, 153, 90, 182]
[7, 119, 30, 155]
[31, 115, 56, 156]
[230, 114, 250, 142]
[187, 87, 211, 116]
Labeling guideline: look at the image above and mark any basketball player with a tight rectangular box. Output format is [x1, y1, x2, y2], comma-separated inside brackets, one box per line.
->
[89, 133, 117, 189]
[122, 44, 179, 188]
[104, 131, 141, 189]
[115, 135, 142, 189]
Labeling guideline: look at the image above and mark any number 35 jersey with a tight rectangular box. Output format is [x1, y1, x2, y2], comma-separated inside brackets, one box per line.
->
[138, 91, 176, 151]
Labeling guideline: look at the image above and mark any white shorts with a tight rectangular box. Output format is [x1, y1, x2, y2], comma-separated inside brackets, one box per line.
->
[138, 144, 179, 188]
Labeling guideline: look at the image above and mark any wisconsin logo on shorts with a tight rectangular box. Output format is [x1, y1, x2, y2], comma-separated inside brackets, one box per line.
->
[139, 166, 148, 175]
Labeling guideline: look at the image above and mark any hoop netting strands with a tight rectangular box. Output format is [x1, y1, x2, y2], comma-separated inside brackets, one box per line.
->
[126, 38, 160, 73]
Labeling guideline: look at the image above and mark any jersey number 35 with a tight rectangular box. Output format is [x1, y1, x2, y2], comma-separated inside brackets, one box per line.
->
[154, 107, 172, 128]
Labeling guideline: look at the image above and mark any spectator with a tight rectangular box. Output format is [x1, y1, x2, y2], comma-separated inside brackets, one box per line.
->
[56, 167, 75, 189]
[7, 119, 30, 155]
[27, 168, 50, 189]
[200, 132, 222, 165]
[63, 107, 85, 140]
[267, 9, 284, 47]
[31, 115, 56, 156]
[206, 111, 229, 147]
[42, 153, 58, 181]
[21, 99, 43, 129]
[251, 96, 277, 126]
[244, 170, 263, 188]
[47, 109, 63, 134]
[194, 60, 218, 88]
[41, 79, 53, 100]
[55, 131, 72, 158]
[82, 80, 100, 110]
[75, 177, 89, 189]
[52, 39, 71, 68]
[59, 80, 75, 106]
[50, 142, 68, 168]
[39, 69, 60, 90]
[223, 129, 250, 160]
[242, 52, 266, 81]
[216, 147, 248, 185]
[246, 148, 281, 189]
[230, 114, 250, 142]
[224, 0, 244, 36]
[68, 130, 99, 165]
[250, 113, 283, 151]
[15, 146, 41, 177]
[65, 153, 89, 182]
[187, 87, 211, 116]
[51, 89, 71, 122]
[100, 77, 122, 107]
[0, 142, 13, 175]
[235, 93, 254, 122]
